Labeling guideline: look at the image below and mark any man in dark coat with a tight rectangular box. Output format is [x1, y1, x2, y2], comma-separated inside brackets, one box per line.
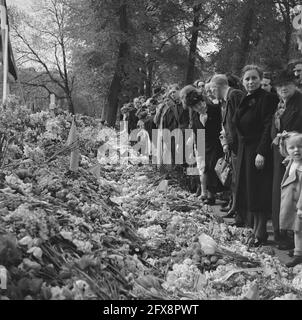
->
[155, 85, 190, 172]
[271, 70, 302, 248]
[120, 103, 139, 135]
[211, 74, 245, 216]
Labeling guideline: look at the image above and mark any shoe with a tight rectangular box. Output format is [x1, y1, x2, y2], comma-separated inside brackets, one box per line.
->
[223, 210, 236, 218]
[220, 201, 230, 208]
[195, 187, 201, 197]
[278, 241, 295, 251]
[200, 194, 208, 201]
[226, 220, 244, 227]
[286, 256, 302, 268]
[246, 234, 255, 247]
[252, 238, 267, 247]
[288, 249, 294, 258]
[203, 198, 216, 205]
[220, 206, 231, 212]
[273, 231, 282, 244]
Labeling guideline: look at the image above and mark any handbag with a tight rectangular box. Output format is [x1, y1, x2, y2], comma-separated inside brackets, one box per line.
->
[215, 153, 232, 187]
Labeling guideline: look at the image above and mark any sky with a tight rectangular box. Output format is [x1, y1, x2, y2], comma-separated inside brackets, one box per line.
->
[7, 0, 32, 10]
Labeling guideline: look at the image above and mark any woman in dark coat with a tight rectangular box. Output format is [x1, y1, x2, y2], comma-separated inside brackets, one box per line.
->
[234, 65, 279, 246]
[180, 84, 224, 203]
[202, 95, 224, 204]
[271, 70, 302, 247]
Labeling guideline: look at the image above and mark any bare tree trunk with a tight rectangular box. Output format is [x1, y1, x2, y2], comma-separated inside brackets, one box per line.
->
[145, 59, 153, 97]
[280, 1, 293, 61]
[233, 0, 256, 74]
[66, 92, 74, 114]
[185, 4, 201, 85]
[105, 2, 129, 127]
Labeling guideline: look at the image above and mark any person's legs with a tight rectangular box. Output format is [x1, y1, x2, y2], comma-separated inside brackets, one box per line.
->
[253, 213, 258, 235]
[200, 173, 207, 199]
[254, 213, 268, 241]
[230, 152, 237, 212]
[278, 229, 295, 250]
[294, 231, 302, 256]
[286, 231, 302, 267]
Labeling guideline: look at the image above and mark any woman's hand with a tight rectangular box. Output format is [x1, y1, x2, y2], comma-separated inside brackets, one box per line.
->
[255, 154, 265, 170]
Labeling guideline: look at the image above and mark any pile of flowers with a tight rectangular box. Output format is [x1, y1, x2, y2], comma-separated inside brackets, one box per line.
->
[0, 96, 302, 300]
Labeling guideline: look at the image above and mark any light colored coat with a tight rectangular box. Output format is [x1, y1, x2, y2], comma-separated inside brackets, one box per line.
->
[279, 160, 302, 231]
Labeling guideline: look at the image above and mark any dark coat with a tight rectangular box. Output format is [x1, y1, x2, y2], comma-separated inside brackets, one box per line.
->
[222, 88, 245, 153]
[234, 88, 278, 225]
[161, 100, 190, 166]
[206, 102, 225, 193]
[162, 101, 190, 131]
[271, 90, 302, 232]
[194, 102, 224, 193]
[127, 109, 139, 134]
[144, 115, 157, 142]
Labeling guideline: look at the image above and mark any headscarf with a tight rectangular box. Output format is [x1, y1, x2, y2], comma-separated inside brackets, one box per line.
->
[274, 100, 287, 131]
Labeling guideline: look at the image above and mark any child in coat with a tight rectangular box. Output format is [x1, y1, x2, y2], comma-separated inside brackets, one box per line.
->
[278, 131, 302, 267]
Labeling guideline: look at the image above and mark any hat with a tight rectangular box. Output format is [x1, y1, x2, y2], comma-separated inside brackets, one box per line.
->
[293, 63, 302, 71]
[274, 70, 297, 86]
[179, 85, 204, 109]
[263, 72, 272, 79]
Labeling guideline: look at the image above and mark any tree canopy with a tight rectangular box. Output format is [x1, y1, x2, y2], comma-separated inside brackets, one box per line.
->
[7, 0, 302, 123]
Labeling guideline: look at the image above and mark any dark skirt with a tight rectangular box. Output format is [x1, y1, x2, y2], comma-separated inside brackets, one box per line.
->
[204, 138, 224, 193]
[235, 139, 273, 227]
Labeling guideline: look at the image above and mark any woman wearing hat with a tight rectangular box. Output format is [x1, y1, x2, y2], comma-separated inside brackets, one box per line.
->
[271, 70, 302, 249]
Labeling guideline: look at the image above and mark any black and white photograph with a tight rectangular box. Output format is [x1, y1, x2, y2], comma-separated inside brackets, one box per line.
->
[1, 0, 302, 310]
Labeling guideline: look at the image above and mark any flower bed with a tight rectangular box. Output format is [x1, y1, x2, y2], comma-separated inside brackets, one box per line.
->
[0, 98, 302, 300]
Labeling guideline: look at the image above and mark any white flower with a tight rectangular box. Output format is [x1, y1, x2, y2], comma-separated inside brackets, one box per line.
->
[137, 225, 163, 239]
[73, 240, 93, 253]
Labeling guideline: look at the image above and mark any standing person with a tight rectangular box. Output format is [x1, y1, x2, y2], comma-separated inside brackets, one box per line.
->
[179, 85, 207, 196]
[193, 80, 205, 90]
[292, 61, 302, 90]
[271, 70, 302, 248]
[198, 82, 225, 204]
[143, 98, 158, 154]
[120, 103, 139, 135]
[154, 85, 189, 172]
[234, 65, 278, 244]
[277, 132, 302, 267]
[261, 73, 277, 94]
[225, 73, 245, 91]
[210, 74, 245, 217]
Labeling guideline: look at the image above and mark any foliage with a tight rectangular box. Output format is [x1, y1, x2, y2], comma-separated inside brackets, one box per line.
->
[211, 0, 301, 74]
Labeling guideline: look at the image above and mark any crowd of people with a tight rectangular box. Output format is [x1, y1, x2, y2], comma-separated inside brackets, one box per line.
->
[120, 61, 302, 268]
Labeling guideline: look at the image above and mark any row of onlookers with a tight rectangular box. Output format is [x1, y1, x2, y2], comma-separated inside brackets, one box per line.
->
[120, 61, 302, 268]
